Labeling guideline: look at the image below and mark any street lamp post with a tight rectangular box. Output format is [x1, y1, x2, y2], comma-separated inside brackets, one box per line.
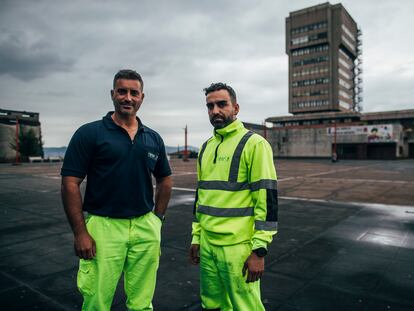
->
[183, 125, 189, 162]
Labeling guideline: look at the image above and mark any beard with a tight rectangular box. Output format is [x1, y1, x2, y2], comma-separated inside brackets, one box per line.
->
[210, 115, 234, 129]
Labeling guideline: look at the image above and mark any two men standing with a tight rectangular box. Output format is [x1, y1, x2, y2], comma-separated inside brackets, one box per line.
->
[61, 71, 277, 310]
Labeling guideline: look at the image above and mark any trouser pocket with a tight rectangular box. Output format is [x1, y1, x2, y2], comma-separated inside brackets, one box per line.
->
[77, 259, 96, 296]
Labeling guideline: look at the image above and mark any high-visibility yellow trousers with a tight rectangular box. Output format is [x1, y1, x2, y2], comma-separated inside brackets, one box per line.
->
[77, 212, 162, 311]
[200, 233, 265, 311]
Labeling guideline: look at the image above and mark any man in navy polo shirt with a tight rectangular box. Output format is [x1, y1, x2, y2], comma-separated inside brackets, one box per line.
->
[61, 69, 172, 311]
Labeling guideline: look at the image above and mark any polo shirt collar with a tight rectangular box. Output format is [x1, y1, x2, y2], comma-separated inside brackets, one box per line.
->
[103, 111, 146, 132]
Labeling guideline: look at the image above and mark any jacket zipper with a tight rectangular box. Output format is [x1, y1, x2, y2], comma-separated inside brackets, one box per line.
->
[213, 132, 224, 164]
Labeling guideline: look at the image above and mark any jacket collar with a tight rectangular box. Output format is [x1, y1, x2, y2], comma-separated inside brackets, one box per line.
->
[214, 119, 243, 137]
[103, 111, 146, 132]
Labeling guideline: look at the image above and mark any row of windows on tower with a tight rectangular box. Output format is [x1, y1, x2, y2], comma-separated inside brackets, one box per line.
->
[291, 32, 327, 45]
[293, 89, 329, 98]
[293, 55, 328, 67]
[291, 21, 327, 35]
[292, 100, 329, 109]
[292, 77, 329, 88]
[291, 44, 329, 56]
[293, 67, 329, 78]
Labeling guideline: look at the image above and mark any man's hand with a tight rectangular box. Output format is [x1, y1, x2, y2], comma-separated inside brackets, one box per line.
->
[74, 231, 96, 260]
[242, 252, 264, 283]
[189, 244, 200, 265]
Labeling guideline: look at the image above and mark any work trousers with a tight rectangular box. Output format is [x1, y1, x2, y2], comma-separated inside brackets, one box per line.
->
[77, 212, 162, 311]
[200, 234, 265, 311]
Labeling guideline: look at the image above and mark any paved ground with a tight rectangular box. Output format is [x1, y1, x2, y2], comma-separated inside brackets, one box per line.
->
[1, 159, 414, 310]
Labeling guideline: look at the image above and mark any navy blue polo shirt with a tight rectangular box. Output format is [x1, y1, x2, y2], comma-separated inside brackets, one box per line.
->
[61, 112, 171, 218]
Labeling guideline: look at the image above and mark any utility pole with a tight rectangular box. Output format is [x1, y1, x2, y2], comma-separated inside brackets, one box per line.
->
[183, 125, 189, 162]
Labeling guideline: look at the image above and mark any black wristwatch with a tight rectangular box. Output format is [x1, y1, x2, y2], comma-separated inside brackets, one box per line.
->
[253, 247, 268, 257]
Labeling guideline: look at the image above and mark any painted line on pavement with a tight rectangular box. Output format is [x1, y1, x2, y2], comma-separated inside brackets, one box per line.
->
[172, 187, 196, 192]
[298, 177, 413, 184]
[172, 172, 198, 176]
[280, 196, 414, 209]
[279, 163, 381, 181]
[171, 188, 414, 209]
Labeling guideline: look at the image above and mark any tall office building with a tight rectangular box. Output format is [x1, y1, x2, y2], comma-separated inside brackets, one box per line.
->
[286, 2, 362, 114]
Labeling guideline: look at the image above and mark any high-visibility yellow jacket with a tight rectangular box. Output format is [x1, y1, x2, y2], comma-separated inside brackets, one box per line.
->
[192, 120, 278, 250]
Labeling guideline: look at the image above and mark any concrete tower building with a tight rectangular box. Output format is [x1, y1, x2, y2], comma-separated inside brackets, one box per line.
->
[286, 2, 362, 114]
[243, 2, 414, 159]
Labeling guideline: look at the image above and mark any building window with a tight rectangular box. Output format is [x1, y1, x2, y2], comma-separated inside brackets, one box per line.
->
[292, 44, 328, 56]
[293, 67, 328, 77]
[292, 77, 329, 88]
[292, 32, 327, 45]
[309, 32, 327, 42]
[293, 100, 329, 109]
[293, 89, 328, 98]
[293, 55, 328, 67]
[291, 21, 327, 35]
[292, 36, 308, 45]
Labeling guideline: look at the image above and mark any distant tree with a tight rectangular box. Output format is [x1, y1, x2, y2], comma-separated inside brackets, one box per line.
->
[10, 127, 43, 161]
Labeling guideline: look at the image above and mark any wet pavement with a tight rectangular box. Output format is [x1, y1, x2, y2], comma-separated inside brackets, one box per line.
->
[0, 159, 414, 310]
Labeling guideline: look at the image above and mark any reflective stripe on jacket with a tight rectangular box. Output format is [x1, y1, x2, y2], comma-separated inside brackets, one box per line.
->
[191, 120, 278, 249]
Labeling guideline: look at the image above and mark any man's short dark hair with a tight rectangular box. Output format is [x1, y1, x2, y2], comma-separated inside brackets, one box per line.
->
[203, 82, 237, 104]
[113, 69, 144, 90]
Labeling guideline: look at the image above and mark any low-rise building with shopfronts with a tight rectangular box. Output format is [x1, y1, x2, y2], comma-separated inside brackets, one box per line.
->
[260, 109, 414, 160]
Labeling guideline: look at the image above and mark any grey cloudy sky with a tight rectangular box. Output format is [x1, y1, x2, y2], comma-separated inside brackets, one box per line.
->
[1, 0, 413, 147]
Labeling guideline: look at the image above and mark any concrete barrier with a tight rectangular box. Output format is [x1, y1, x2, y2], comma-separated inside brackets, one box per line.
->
[28, 156, 43, 163]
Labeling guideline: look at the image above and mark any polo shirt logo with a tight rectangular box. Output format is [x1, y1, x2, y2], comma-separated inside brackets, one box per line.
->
[148, 152, 159, 161]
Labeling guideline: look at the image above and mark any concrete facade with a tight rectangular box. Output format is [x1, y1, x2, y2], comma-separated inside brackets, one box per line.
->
[260, 109, 414, 159]
[0, 109, 42, 162]
[267, 122, 404, 159]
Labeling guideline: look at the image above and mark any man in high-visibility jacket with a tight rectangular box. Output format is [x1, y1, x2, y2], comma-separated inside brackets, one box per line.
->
[189, 82, 278, 311]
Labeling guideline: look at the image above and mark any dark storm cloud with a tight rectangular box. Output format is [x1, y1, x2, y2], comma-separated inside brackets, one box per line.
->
[0, 0, 413, 147]
[0, 29, 74, 80]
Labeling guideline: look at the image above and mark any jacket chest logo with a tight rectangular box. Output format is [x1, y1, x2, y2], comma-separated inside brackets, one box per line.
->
[217, 155, 230, 162]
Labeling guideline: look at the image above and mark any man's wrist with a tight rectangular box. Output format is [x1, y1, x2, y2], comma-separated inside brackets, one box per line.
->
[252, 247, 268, 257]
[154, 212, 165, 222]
